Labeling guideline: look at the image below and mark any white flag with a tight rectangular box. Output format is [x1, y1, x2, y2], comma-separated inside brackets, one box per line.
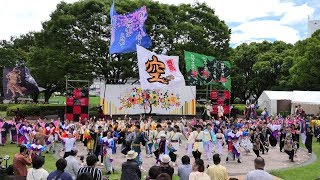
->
[137, 45, 186, 90]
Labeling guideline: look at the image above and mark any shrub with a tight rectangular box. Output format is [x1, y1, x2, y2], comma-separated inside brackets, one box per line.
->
[0, 104, 11, 111]
[7, 104, 65, 117]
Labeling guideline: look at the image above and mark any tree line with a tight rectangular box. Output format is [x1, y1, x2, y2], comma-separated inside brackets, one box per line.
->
[0, 0, 319, 103]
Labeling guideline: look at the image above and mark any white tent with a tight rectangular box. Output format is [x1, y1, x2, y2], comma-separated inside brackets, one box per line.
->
[258, 91, 320, 116]
[258, 91, 293, 115]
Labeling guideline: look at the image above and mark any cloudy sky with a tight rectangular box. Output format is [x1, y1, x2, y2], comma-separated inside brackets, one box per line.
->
[0, 0, 319, 46]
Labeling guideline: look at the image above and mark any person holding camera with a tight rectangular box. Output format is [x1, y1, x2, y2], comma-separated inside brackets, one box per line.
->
[13, 145, 32, 177]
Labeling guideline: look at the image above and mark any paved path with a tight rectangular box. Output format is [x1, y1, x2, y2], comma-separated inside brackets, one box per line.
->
[56, 141, 312, 178]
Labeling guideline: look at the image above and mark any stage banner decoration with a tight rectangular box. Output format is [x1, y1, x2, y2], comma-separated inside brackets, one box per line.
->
[184, 51, 231, 91]
[3, 67, 39, 99]
[99, 84, 196, 115]
[210, 90, 230, 115]
[65, 88, 89, 121]
[137, 45, 185, 90]
[109, 3, 152, 54]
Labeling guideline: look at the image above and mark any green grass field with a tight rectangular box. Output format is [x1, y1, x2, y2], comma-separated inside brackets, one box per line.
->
[271, 139, 320, 179]
[49, 96, 100, 107]
[0, 142, 56, 171]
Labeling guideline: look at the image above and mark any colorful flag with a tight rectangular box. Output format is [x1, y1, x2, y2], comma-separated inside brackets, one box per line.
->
[137, 45, 185, 90]
[3, 67, 40, 99]
[184, 51, 231, 91]
[109, 3, 152, 54]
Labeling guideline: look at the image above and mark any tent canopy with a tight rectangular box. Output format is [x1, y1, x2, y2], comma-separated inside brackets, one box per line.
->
[258, 90, 320, 115]
[291, 91, 320, 105]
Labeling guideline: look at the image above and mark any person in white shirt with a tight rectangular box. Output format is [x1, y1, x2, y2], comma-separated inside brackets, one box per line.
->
[189, 159, 210, 180]
[192, 125, 204, 160]
[57, 132, 76, 158]
[26, 156, 49, 180]
[245, 157, 273, 180]
[65, 148, 81, 180]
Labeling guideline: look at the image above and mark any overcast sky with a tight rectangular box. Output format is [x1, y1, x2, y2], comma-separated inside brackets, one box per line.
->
[0, 0, 319, 46]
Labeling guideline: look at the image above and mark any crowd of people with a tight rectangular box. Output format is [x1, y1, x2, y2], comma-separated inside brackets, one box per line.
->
[0, 104, 317, 180]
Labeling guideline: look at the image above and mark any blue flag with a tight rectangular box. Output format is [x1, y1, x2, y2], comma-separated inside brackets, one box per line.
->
[109, 3, 152, 54]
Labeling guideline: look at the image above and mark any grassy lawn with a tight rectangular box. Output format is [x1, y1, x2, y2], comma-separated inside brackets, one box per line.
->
[0, 142, 56, 171]
[49, 96, 100, 107]
[0, 111, 7, 118]
[270, 139, 320, 179]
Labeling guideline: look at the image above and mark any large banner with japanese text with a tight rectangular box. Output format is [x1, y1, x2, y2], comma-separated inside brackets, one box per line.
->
[137, 45, 185, 90]
[184, 51, 231, 91]
[99, 84, 196, 115]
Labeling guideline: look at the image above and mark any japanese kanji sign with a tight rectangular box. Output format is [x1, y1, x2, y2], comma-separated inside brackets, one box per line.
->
[137, 45, 185, 90]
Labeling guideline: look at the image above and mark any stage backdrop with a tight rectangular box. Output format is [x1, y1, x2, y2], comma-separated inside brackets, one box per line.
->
[100, 85, 196, 115]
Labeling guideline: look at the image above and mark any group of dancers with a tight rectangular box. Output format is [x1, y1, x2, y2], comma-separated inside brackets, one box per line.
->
[0, 109, 313, 173]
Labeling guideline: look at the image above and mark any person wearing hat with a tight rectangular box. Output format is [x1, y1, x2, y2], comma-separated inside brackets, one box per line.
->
[154, 133, 170, 165]
[127, 125, 146, 169]
[192, 125, 204, 160]
[120, 150, 141, 180]
[65, 147, 81, 180]
[159, 154, 174, 178]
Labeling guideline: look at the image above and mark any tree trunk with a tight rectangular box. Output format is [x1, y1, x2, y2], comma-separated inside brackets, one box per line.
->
[31, 93, 39, 103]
[44, 90, 54, 103]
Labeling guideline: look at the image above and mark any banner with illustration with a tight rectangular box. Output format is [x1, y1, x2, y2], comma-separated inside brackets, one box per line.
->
[100, 84, 196, 115]
[184, 51, 231, 91]
[3, 67, 39, 99]
[109, 3, 152, 54]
[137, 45, 185, 90]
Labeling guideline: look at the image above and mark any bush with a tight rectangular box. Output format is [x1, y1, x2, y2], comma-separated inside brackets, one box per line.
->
[7, 104, 65, 117]
[233, 104, 263, 116]
[0, 104, 11, 111]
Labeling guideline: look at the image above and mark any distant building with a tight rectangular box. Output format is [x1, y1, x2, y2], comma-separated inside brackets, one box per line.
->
[308, 17, 320, 37]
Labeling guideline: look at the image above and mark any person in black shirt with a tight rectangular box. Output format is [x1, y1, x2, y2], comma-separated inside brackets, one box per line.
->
[159, 154, 174, 178]
[279, 129, 285, 152]
[305, 127, 313, 154]
[77, 155, 102, 180]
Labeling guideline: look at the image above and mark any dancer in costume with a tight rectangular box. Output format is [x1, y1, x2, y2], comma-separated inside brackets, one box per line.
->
[128, 125, 146, 170]
[251, 128, 261, 157]
[167, 125, 185, 166]
[215, 128, 225, 155]
[192, 125, 204, 160]
[226, 129, 241, 163]
[203, 124, 217, 160]
[102, 131, 115, 174]
[186, 126, 194, 156]
[284, 126, 296, 162]
[241, 131, 252, 155]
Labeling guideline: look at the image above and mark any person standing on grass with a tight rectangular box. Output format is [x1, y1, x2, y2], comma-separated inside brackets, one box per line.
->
[47, 158, 73, 180]
[13, 145, 32, 177]
[305, 126, 313, 155]
[56, 131, 76, 158]
[245, 157, 272, 180]
[120, 150, 141, 180]
[65, 148, 81, 180]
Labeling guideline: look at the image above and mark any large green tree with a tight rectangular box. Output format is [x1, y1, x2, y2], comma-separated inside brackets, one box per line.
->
[287, 29, 320, 90]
